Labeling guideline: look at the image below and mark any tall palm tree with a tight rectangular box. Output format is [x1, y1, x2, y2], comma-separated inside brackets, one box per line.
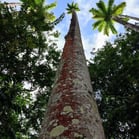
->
[39, 10, 105, 139]
[89, 0, 139, 35]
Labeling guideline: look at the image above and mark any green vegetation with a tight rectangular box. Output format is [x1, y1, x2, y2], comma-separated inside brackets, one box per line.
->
[0, 0, 61, 138]
[89, 30, 139, 138]
[0, 0, 139, 138]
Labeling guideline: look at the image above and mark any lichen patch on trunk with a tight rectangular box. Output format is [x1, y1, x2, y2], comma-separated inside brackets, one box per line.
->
[72, 119, 80, 125]
[63, 106, 73, 114]
[50, 125, 68, 137]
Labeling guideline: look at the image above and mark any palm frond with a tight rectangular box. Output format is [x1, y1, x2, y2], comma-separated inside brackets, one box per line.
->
[45, 1, 56, 10]
[96, 0, 107, 14]
[98, 21, 105, 32]
[104, 22, 109, 35]
[89, 8, 104, 17]
[75, 3, 78, 8]
[108, 0, 114, 14]
[112, 2, 126, 16]
[93, 15, 105, 20]
[67, 3, 71, 9]
[108, 21, 117, 34]
[93, 20, 103, 30]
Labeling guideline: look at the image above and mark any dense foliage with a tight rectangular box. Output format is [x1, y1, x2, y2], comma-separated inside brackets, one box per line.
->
[89, 31, 139, 139]
[0, 1, 62, 138]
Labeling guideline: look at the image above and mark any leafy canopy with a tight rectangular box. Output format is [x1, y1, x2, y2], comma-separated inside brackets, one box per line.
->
[0, 0, 61, 138]
[89, 0, 126, 35]
[89, 30, 139, 138]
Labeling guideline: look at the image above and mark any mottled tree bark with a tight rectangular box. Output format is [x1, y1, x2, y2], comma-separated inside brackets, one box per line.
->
[39, 11, 105, 139]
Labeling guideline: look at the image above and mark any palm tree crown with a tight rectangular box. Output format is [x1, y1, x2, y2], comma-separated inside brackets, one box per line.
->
[66, 2, 80, 14]
[90, 0, 139, 35]
[90, 0, 126, 35]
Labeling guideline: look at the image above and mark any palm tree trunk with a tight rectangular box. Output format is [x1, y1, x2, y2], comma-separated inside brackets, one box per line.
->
[113, 16, 139, 32]
[39, 11, 105, 139]
[120, 15, 139, 22]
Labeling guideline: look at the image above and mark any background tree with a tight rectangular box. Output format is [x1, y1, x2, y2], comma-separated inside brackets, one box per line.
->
[0, 0, 63, 138]
[89, 0, 139, 35]
[89, 30, 139, 138]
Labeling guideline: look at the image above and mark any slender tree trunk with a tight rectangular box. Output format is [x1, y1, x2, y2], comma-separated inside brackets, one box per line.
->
[120, 14, 139, 21]
[113, 16, 139, 32]
[39, 11, 105, 139]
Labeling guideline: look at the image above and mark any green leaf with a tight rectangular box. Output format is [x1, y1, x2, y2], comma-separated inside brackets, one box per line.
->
[108, 0, 114, 14]
[93, 20, 102, 29]
[45, 1, 57, 10]
[35, 0, 43, 5]
[93, 15, 105, 20]
[104, 22, 110, 35]
[90, 8, 104, 17]
[96, 0, 107, 14]
[109, 21, 117, 34]
[98, 21, 105, 32]
[112, 2, 126, 16]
